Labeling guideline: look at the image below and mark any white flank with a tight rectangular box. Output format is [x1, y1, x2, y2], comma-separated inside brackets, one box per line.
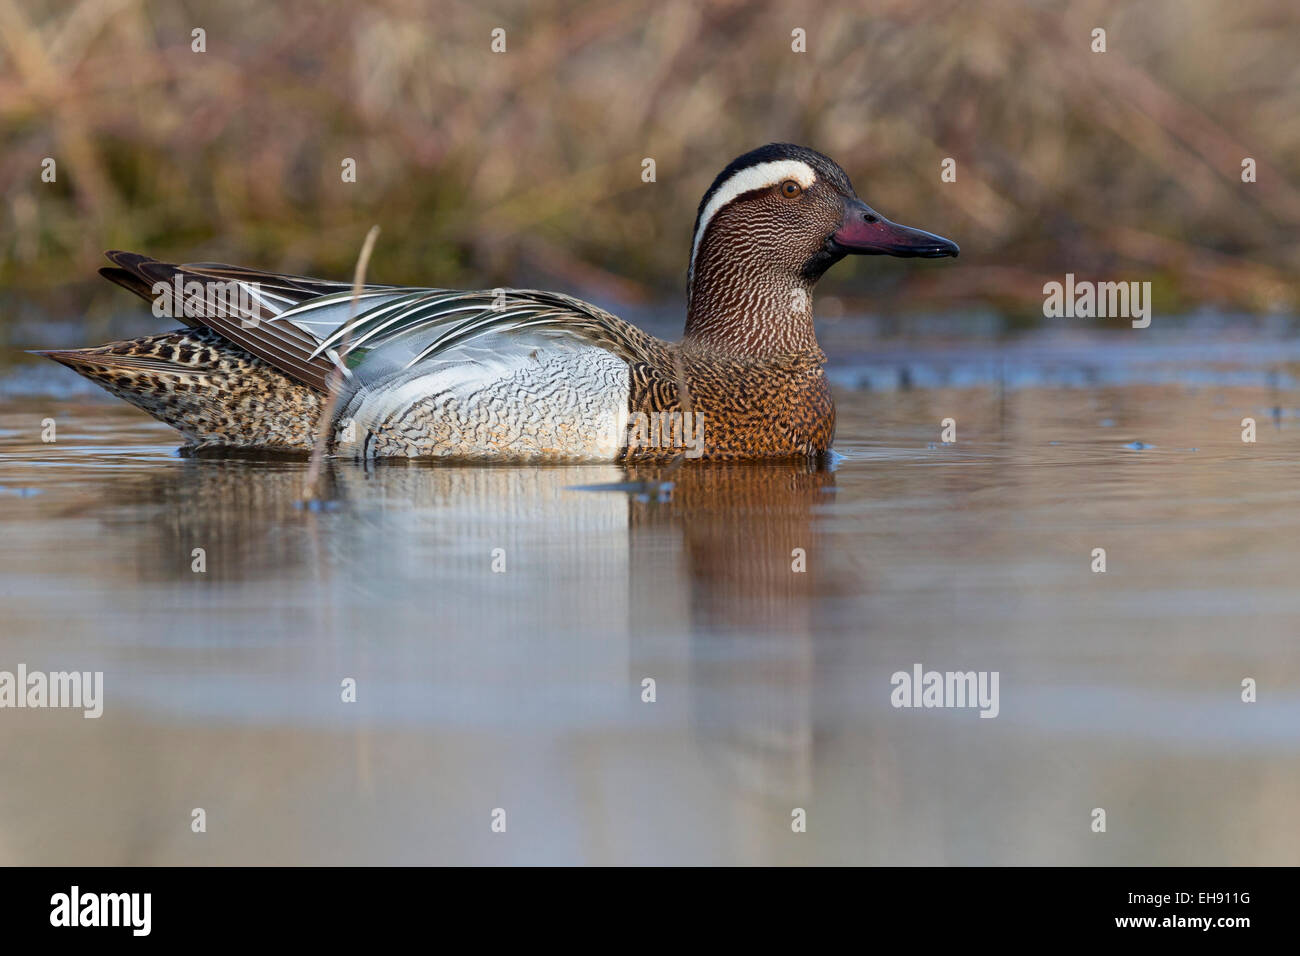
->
[689, 159, 817, 283]
[335, 334, 631, 461]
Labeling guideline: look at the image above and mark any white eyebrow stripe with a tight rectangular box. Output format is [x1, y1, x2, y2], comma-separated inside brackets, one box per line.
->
[689, 159, 817, 284]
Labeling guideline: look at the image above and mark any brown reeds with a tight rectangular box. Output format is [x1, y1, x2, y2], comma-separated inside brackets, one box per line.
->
[0, 0, 1296, 315]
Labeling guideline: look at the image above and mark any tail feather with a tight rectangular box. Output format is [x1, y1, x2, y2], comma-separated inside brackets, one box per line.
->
[40, 329, 321, 451]
[100, 250, 353, 391]
[97, 266, 162, 304]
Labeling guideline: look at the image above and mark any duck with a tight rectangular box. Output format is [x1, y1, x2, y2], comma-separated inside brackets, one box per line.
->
[39, 143, 958, 461]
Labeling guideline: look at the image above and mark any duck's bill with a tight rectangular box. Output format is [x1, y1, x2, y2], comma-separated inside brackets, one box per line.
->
[830, 201, 960, 258]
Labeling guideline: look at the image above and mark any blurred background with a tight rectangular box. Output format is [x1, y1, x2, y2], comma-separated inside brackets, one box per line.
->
[2, 0, 1300, 868]
[1, 0, 1297, 329]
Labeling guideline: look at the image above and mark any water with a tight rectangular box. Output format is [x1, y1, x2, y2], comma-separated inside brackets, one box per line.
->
[1, 331, 1299, 864]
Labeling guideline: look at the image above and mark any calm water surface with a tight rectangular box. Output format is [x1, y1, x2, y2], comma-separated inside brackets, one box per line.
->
[1, 331, 1298, 865]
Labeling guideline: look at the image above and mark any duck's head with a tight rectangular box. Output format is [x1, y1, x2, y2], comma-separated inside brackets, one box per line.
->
[686, 143, 959, 355]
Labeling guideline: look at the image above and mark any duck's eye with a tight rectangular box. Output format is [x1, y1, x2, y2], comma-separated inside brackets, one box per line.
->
[780, 180, 802, 198]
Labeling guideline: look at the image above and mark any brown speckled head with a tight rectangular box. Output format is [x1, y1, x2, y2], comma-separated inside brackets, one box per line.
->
[685, 143, 959, 359]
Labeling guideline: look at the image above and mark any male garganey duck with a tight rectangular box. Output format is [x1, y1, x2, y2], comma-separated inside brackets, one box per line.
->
[41, 144, 958, 460]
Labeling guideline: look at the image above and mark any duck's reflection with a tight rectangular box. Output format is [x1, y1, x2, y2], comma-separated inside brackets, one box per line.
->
[99, 455, 840, 810]
[625, 462, 837, 807]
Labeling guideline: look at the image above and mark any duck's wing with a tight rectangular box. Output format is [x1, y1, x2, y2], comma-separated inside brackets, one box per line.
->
[101, 251, 416, 391]
[100, 252, 659, 393]
[307, 288, 661, 382]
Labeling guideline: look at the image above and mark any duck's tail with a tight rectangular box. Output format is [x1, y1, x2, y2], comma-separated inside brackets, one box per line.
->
[37, 328, 322, 451]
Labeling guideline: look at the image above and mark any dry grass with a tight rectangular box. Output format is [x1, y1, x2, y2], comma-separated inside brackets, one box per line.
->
[1, 0, 1297, 317]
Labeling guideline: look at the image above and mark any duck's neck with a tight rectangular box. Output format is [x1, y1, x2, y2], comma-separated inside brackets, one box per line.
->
[683, 259, 820, 359]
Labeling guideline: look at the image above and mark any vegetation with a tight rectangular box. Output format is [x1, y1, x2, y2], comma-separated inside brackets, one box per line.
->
[2, 0, 1296, 319]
